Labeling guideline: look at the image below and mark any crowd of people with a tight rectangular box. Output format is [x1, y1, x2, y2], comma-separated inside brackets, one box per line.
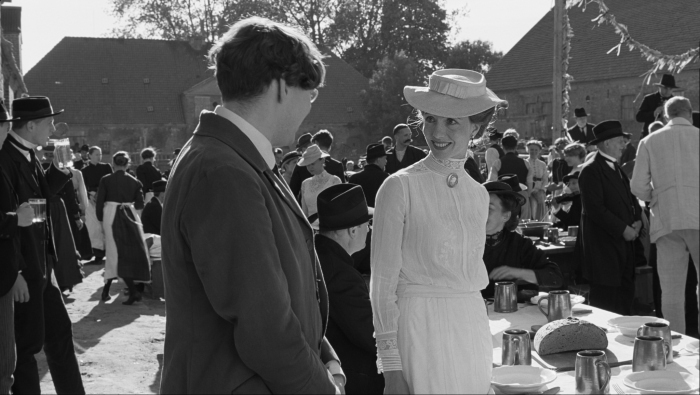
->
[0, 15, 698, 395]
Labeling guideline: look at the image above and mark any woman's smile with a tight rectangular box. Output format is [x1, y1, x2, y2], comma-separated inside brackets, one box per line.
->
[431, 140, 452, 150]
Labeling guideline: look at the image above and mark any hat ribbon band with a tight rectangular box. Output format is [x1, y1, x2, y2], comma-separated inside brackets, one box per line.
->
[429, 78, 487, 99]
[14, 107, 56, 118]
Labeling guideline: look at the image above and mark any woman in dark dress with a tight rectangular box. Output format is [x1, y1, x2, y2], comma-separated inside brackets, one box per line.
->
[481, 175, 564, 301]
[97, 151, 150, 305]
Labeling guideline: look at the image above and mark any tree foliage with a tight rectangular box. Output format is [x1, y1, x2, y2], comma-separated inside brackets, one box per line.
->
[445, 40, 503, 73]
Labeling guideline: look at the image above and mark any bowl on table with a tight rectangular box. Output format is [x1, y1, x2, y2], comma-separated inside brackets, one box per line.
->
[607, 316, 669, 338]
[491, 366, 557, 394]
[517, 222, 553, 239]
[623, 371, 699, 394]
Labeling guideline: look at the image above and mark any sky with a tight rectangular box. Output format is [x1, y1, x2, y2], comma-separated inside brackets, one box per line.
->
[13, 0, 553, 74]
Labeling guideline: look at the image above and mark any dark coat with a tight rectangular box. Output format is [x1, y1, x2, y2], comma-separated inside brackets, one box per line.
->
[0, 137, 72, 282]
[464, 156, 484, 183]
[385, 145, 427, 174]
[136, 161, 162, 193]
[551, 159, 572, 184]
[348, 164, 389, 207]
[289, 156, 346, 199]
[80, 162, 113, 192]
[0, 165, 21, 296]
[160, 111, 338, 394]
[567, 123, 595, 145]
[316, 235, 384, 394]
[482, 230, 564, 300]
[72, 159, 86, 171]
[636, 92, 672, 138]
[141, 196, 162, 235]
[553, 194, 582, 230]
[95, 170, 144, 221]
[578, 153, 642, 286]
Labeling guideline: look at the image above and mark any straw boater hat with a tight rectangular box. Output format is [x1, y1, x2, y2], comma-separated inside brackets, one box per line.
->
[297, 144, 329, 167]
[403, 69, 507, 118]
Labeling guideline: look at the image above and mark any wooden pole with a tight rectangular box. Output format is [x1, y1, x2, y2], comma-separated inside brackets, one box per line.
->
[552, 0, 564, 143]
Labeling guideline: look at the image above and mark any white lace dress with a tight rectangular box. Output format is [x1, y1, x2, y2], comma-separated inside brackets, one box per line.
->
[300, 170, 341, 227]
[370, 153, 492, 394]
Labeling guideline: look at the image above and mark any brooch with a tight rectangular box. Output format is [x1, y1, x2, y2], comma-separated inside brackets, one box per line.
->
[446, 173, 459, 188]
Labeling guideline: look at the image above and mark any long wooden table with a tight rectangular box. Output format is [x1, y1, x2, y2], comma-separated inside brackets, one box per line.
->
[489, 303, 699, 394]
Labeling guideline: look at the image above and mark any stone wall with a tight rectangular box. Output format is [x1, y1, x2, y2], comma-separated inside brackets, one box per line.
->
[492, 69, 699, 145]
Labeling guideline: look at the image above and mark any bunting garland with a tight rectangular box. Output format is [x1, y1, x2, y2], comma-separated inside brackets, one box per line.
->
[561, 13, 574, 122]
[566, 0, 699, 85]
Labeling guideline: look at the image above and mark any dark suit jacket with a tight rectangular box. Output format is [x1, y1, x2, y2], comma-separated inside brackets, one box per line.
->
[348, 164, 389, 207]
[136, 161, 162, 193]
[0, 138, 72, 282]
[289, 156, 346, 199]
[72, 159, 86, 171]
[160, 111, 338, 394]
[578, 153, 642, 286]
[567, 123, 595, 145]
[315, 235, 384, 394]
[141, 196, 162, 235]
[385, 145, 427, 174]
[554, 194, 582, 230]
[464, 156, 484, 183]
[636, 92, 672, 137]
[0, 165, 21, 296]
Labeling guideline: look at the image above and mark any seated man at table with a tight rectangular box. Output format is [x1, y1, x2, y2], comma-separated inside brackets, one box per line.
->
[481, 175, 564, 301]
[551, 172, 581, 230]
[315, 184, 383, 394]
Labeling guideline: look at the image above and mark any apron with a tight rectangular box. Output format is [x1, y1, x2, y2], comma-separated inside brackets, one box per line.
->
[86, 192, 105, 250]
[102, 202, 151, 282]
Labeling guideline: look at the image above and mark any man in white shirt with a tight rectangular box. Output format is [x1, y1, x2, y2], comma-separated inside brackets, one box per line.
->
[160, 17, 344, 394]
[631, 97, 699, 335]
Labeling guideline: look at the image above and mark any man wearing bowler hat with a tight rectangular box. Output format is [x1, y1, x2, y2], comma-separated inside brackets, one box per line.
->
[0, 96, 85, 393]
[348, 143, 389, 208]
[578, 120, 644, 315]
[636, 73, 677, 138]
[72, 144, 90, 170]
[315, 184, 384, 394]
[567, 108, 595, 148]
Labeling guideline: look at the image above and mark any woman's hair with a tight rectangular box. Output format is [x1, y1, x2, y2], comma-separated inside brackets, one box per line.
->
[526, 140, 543, 149]
[410, 105, 499, 138]
[563, 142, 586, 160]
[648, 120, 665, 134]
[503, 128, 519, 139]
[493, 193, 521, 232]
[113, 151, 130, 167]
[140, 147, 156, 160]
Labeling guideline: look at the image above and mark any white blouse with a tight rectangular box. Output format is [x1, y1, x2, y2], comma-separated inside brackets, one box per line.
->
[370, 153, 490, 371]
[301, 170, 341, 219]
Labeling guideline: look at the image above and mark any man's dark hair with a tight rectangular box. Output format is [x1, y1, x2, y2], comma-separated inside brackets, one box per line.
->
[11, 119, 30, 131]
[493, 193, 521, 232]
[141, 147, 156, 160]
[113, 151, 130, 167]
[312, 129, 333, 150]
[208, 17, 326, 103]
[393, 123, 410, 135]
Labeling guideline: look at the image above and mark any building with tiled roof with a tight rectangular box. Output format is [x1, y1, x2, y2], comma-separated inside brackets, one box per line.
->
[24, 37, 370, 163]
[486, 0, 699, 143]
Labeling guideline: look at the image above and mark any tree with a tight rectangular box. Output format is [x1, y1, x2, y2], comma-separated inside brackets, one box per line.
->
[444, 40, 503, 73]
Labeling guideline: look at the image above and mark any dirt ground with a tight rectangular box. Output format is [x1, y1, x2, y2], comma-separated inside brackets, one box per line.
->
[37, 263, 165, 394]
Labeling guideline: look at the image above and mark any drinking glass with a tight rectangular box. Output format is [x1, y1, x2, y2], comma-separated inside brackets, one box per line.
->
[48, 138, 73, 169]
[29, 198, 46, 223]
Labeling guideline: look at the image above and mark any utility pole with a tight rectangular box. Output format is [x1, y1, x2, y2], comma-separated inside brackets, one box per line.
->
[552, 0, 564, 143]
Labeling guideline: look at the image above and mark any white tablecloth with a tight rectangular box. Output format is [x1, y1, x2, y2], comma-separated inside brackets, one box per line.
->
[489, 303, 699, 394]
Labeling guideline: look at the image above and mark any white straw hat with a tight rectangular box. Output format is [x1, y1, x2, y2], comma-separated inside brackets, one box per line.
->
[404, 69, 507, 118]
[297, 144, 329, 167]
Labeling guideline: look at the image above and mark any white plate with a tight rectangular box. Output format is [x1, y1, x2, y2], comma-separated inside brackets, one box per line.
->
[530, 292, 586, 306]
[607, 316, 669, 338]
[624, 371, 699, 394]
[491, 366, 557, 394]
[683, 339, 699, 354]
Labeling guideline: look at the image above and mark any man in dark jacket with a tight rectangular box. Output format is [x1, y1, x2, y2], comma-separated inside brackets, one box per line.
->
[289, 129, 346, 199]
[636, 74, 677, 138]
[72, 144, 89, 170]
[316, 184, 383, 394]
[578, 120, 644, 315]
[385, 123, 427, 174]
[136, 147, 162, 199]
[0, 96, 84, 394]
[141, 179, 165, 235]
[567, 108, 595, 149]
[552, 172, 582, 230]
[160, 18, 343, 393]
[348, 144, 389, 207]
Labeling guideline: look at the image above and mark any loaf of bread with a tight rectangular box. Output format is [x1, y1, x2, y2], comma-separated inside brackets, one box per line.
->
[534, 317, 608, 355]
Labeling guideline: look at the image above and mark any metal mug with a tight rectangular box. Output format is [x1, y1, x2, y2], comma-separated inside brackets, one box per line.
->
[637, 322, 673, 364]
[568, 225, 579, 237]
[494, 282, 518, 313]
[538, 290, 572, 322]
[502, 329, 532, 366]
[547, 227, 560, 243]
[575, 350, 611, 394]
[633, 335, 668, 372]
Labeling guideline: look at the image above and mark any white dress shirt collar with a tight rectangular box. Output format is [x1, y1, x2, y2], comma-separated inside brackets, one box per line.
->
[8, 131, 37, 162]
[214, 106, 276, 170]
[598, 149, 617, 163]
[668, 117, 692, 127]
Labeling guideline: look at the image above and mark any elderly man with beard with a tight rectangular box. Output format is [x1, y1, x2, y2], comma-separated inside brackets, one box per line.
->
[385, 123, 427, 174]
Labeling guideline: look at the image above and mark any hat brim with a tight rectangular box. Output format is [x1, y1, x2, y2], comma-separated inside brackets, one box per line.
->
[318, 209, 373, 232]
[12, 109, 65, 121]
[653, 83, 680, 89]
[366, 153, 387, 161]
[403, 86, 506, 118]
[589, 132, 631, 145]
[489, 190, 527, 207]
[298, 152, 329, 167]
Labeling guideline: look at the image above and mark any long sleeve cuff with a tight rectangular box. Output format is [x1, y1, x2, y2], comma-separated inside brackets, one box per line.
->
[376, 334, 402, 372]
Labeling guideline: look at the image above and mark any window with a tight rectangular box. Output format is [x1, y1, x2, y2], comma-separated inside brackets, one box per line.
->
[143, 78, 150, 84]
[101, 78, 109, 84]
[147, 106, 154, 112]
[621, 95, 636, 120]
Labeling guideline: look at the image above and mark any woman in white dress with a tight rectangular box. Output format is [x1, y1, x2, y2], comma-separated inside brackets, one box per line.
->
[298, 144, 341, 228]
[371, 69, 507, 394]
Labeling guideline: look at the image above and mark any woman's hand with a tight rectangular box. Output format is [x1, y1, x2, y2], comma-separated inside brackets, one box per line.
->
[384, 371, 410, 395]
[489, 266, 538, 284]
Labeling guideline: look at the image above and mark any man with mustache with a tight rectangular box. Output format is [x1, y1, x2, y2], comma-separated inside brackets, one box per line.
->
[385, 123, 427, 174]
